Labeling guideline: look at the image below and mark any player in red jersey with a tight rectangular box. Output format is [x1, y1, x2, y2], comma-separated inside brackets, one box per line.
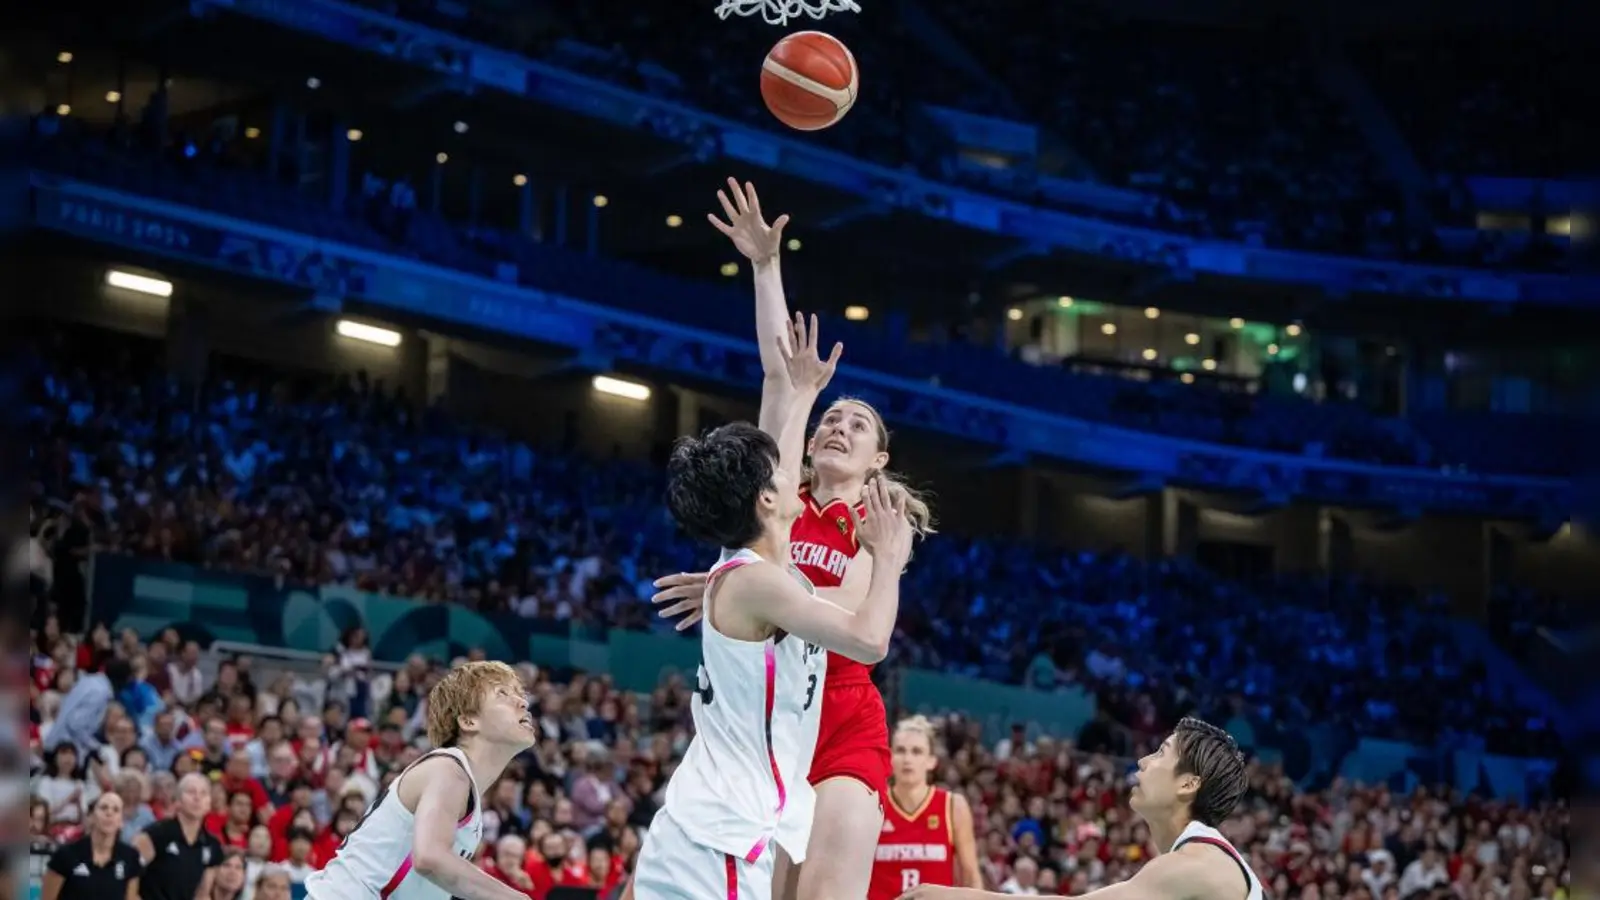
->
[870, 717, 982, 900]
[650, 179, 934, 900]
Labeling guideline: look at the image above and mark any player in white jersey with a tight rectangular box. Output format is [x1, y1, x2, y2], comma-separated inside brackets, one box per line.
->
[898, 717, 1260, 900]
[306, 661, 537, 900]
[630, 316, 917, 900]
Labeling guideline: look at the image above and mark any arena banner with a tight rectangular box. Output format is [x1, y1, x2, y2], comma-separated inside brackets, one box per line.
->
[86, 554, 1084, 728]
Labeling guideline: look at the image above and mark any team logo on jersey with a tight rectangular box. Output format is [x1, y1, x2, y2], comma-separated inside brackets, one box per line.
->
[835, 515, 848, 534]
[928, 815, 939, 828]
[881, 820, 895, 833]
[72, 863, 90, 876]
[114, 862, 125, 879]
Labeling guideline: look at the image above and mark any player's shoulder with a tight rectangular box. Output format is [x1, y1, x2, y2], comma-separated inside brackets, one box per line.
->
[1160, 840, 1252, 900]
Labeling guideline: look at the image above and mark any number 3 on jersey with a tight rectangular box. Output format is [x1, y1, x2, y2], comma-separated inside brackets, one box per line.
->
[804, 673, 817, 710]
[901, 870, 920, 892]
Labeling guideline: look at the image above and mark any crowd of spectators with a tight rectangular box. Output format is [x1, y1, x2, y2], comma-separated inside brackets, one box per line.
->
[25, 324, 1570, 764]
[26, 601, 1572, 900]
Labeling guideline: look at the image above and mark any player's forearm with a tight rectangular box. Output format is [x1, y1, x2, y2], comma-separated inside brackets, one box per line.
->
[413, 852, 529, 900]
[851, 549, 908, 662]
[774, 386, 821, 480]
[753, 256, 790, 374]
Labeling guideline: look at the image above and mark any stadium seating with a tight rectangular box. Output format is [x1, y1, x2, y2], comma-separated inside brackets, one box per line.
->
[347, 0, 1569, 272]
[30, 126, 1576, 479]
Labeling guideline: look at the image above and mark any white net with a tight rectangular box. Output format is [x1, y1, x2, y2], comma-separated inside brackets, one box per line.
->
[714, 0, 861, 26]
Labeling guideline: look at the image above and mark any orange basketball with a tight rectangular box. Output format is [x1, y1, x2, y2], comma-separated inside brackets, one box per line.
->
[760, 31, 858, 131]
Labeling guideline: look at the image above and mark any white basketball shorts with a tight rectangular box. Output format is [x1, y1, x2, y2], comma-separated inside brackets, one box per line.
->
[632, 809, 774, 900]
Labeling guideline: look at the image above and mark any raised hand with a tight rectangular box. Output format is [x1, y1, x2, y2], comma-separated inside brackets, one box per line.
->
[847, 476, 913, 566]
[776, 312, 842, 397]
[707, 177, 790, 264]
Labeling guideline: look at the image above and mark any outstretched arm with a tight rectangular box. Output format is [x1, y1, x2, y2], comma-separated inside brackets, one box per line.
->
[708, 177, 795, 437]
[731, 478, 912, 663]
[896, 844, 1231, 900]
[771, 313, 840, 486]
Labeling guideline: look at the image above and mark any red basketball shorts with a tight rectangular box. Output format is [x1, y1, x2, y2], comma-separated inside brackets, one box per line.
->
[807, 681, 890, 792]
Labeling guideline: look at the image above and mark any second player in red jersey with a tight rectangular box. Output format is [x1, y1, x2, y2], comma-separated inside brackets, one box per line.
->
[870, 717, 981, 900]
[789, 482, 892, 791]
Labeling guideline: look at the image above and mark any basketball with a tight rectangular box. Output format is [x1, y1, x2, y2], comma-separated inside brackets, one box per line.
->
[760, 31, 858, 131]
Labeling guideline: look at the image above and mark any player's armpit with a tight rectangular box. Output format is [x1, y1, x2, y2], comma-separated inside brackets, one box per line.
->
[731, 562, 890, 663]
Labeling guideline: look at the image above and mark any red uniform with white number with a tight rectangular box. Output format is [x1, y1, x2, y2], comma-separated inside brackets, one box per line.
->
[869, 787, 957, 900]
[789, 485, 892, 792]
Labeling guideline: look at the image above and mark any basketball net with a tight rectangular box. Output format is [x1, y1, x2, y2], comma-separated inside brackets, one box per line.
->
[714, 0, 860, 27]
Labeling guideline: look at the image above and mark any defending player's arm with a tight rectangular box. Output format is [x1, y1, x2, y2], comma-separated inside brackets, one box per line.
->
[408, 760, 530, 900]
[950, 793, 984, 889]
[707, 177, 796, 436]
[734, 477, 912, 663]
[896, 844, 1234, 900]
[772, 312, 840, 483]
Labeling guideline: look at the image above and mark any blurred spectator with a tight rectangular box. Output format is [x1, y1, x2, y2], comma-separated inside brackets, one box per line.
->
[46, 659, 132, 759]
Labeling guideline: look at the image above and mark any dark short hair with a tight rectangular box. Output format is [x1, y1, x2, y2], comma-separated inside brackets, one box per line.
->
[1172, 717, 1248, 827]
[665, 423, 780, 548]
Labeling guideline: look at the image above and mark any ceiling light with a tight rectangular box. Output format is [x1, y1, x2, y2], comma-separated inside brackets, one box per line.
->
[1184, 332, 1200, 345]
[1286, 324, 1302, 337]
[306, 76, 321, 89]
[1229, 317, 1244, 329]
[105, 91, 121, 103]
[1101, 323, 1116, 335]
[513, 174, 527, 187]
[435, 152, 449, 164]
[1057, 296, 1073, 308]
[453, 120, 468, 134]
[106, 270, 172, 297]
[844, 305, 869, 321]
[346, 128, 363, 142]
[1007, 308, 1023, 321]
[244, 127, 261, 139]
[55, 104, 71, 116]
[1144, 307, 1160, 319]
[592, 375, 650, 401]
[336, 319, 401, 347]
[665, 214, 682, 228]
[720, 262, 739, 277]
[57, 51, 73, 64]
[592, 195, 608, 208]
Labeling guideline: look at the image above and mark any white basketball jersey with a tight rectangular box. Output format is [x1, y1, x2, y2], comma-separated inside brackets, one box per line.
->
[662, 548, 827, 864]
[1170, 821, 1264, 900]
[305, 747, 484, 900]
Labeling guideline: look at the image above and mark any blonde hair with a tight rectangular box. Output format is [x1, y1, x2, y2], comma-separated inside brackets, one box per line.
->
[807, 397, 936, 537]
[893, 714, 939, 753]
[425, 660, 521, 748]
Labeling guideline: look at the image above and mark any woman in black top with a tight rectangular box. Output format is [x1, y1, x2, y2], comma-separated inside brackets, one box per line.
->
[42, 793, 143, 900]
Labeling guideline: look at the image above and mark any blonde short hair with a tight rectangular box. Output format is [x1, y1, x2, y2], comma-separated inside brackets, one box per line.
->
[893, 715, 939, 752]
[425, 661, 521, 748]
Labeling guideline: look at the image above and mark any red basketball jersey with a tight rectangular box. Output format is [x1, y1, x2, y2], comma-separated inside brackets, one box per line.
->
[789, 485, 872, 686]
[870, 787, 957, 900]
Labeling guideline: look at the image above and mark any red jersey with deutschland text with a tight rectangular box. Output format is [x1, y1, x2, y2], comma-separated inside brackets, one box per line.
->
[869, 787, 957, 900]
[789, 485, 871, 686]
